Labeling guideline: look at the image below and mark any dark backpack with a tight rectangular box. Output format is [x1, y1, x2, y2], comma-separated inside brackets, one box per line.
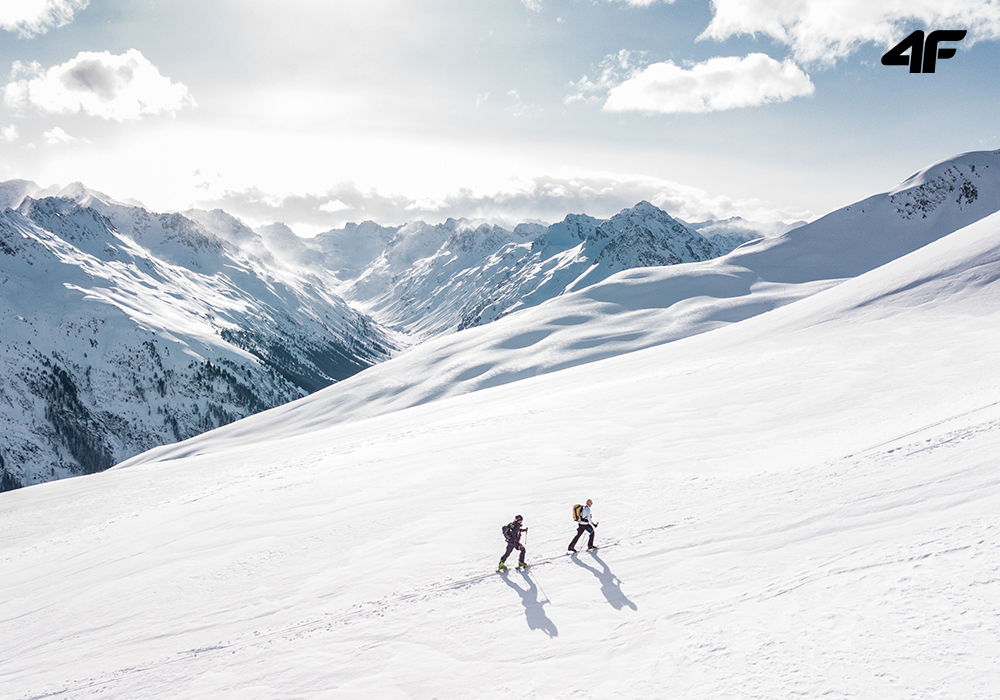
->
[573, 504, 583, 522]
[502, 522, 514, 541]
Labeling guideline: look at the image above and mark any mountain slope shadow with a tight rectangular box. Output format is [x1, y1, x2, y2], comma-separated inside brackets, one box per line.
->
[572, 551, 638, 611]
[500, 570, 558, 637]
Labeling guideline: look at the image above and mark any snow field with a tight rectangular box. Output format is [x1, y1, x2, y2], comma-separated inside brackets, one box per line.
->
[5, 184, 1000, 697]
[3, 392, 999, 698]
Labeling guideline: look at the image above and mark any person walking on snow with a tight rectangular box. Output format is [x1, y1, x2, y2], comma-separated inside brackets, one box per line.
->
[498, 514, 528, 571]
[568, 499, 598, 552]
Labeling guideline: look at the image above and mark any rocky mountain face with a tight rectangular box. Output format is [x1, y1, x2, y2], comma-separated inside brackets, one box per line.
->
[0, 191, 396, 491]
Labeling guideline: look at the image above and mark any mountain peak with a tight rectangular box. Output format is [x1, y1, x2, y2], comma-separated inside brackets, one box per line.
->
[55, 181, 141, 209]
[0, 179, 41, 211]
[621, 200, 669, 217]
[891, 149, 1000, 195]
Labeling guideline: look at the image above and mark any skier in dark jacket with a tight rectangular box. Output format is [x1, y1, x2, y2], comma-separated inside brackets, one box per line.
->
[568, 498, 597, 552]
[498, 514, 528, 571]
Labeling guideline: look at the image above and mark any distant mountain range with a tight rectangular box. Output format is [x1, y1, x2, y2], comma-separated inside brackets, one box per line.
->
[7, 149, 996, 490]
[1, 188, 764, 490]
[187, 200, 764, 339]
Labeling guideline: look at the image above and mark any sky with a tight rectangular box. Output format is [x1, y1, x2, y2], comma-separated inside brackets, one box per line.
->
[1, 0, 1000, 234]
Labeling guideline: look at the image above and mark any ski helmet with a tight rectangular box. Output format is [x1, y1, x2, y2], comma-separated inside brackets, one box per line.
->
[515, 514, 523, 521]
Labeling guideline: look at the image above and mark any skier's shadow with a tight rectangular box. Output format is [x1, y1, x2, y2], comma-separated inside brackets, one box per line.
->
[572, 551, 637, 611]
[500, 570, 559, 637]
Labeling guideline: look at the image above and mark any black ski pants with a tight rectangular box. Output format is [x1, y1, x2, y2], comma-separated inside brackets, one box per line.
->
[501, 539, 525, 564]
[568, 523, 595, 550]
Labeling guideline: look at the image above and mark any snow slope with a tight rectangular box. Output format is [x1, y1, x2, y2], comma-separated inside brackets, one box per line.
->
[3, 193, 1000, 698]
[123, 149, 1000, 462]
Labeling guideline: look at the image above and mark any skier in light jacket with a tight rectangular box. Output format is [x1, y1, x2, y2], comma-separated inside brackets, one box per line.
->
[568, 498, 597, 552]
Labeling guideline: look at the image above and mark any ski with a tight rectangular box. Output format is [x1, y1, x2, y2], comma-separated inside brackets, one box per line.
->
[501, 541, 620, 571]
[496, 564, 529, 573]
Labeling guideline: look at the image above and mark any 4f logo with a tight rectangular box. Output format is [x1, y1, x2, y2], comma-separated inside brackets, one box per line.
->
[882, 30, 968, 73]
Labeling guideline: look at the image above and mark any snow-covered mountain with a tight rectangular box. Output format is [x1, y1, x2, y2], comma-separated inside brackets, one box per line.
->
[189, 202, 755, 339]
[6, 150, 999, 493]
[335, 201, 748, 338]
[0, 188, 396, 490]
[179, 202, 768, 388]
[685, 214, 805, 251]
[4, 157, 1000, 698]
[125, 149, 1000, 460]
[0, 191, 765, 491]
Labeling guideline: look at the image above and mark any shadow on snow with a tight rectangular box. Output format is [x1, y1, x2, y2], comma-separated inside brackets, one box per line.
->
[500, 569, 558, 637]
[572, 550, 637, 611]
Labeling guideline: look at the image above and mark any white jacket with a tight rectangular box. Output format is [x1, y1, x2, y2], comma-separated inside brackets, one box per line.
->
[579, 505, 593, 524]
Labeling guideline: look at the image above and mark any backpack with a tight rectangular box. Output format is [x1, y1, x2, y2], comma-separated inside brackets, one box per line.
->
[573, 504, 583, 522]
[502, 522, 514, 541]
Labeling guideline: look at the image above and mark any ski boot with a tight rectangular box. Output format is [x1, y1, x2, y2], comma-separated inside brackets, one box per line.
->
[497, 561, 508, 571]
[516, 561, 530, 569]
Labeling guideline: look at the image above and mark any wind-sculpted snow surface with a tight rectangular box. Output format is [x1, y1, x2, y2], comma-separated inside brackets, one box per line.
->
[0, 189, 396, 490]
[5, 208, 1000, 699]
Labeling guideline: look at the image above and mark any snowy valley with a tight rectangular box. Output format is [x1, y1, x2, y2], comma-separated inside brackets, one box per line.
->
[2, 151, 1000, 698]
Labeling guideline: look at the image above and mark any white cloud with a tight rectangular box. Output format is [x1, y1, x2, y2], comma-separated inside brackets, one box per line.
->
[42, 126, 88, 145]
[701, 0, 1000, 65]
[0, 0, 88, 37]
[603, 53, 814, 114]
[198, 173, 811, 232]
[319, 199, 350, 213]
[4, 49, 195, 121]
[521, 0, 542, 10]
[566, 50, 647, 105]
[1, 125, 17, 142]
[507, 89, 531, 117]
